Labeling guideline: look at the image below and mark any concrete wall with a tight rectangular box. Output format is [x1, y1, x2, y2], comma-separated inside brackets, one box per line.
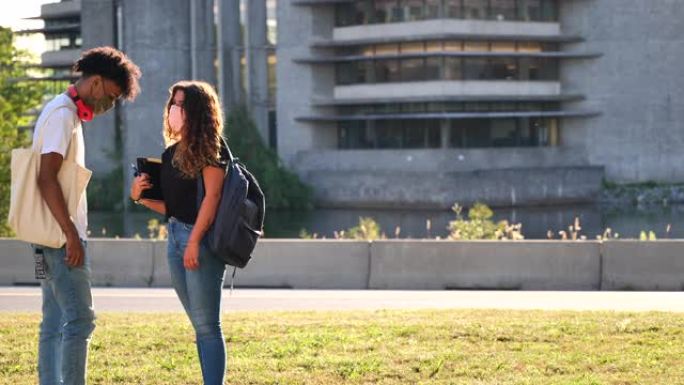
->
[40, 49, 81, 68]
[293, 147, 591, 173]
[292, 148, 602, 208]
[2, 238, 684, 291]
[300, 165, 604, 209]
[334, 81, 562, 100]
[561, 0, 684, 183]
[369, 240, 601, 290]
[333, 19, 561, 41]
[602, 241, 684, 291]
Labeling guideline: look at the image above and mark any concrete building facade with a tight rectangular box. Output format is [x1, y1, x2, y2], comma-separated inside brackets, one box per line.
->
[276, 0, 684, 209]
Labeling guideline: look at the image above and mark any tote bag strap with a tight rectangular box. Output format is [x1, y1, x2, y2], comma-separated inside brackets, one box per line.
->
[32, 105, 79, 162]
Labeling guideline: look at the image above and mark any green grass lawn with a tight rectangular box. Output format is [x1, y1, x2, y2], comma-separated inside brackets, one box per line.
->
[1, 309, 683, 384]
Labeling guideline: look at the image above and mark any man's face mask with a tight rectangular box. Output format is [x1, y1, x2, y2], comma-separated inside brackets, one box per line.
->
[84, 78, 116, 115]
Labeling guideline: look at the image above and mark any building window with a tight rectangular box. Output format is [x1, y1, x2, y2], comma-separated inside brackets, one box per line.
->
[335, 40, 560, 85]
[490, 0, 517, 21]
[449, 118, 558, 148]
[334, 0, 558, 26]
[463, 0, 489, 20]
[445, 0, 463, 18]
[400, 58, 426, 81]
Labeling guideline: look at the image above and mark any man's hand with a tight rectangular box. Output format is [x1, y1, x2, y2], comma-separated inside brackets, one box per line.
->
[65, 230, 84, 267]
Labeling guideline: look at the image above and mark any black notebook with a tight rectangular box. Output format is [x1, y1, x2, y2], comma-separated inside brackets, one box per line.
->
[136, 157, 163, 200]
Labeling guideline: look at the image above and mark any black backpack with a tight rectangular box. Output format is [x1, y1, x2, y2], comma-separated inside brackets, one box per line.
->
[197, 137, 265, 269]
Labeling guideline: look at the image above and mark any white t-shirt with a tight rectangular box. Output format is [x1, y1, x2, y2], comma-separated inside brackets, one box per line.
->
[32, 93, 88, 240]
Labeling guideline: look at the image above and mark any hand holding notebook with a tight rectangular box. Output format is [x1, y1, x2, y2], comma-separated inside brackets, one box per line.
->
[132, 157, 163, 200]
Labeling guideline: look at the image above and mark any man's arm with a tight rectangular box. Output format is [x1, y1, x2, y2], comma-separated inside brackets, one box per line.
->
[37, 152, 84, 267]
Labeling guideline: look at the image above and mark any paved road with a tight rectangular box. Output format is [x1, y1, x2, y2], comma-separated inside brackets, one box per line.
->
[1, 287, 684, 313]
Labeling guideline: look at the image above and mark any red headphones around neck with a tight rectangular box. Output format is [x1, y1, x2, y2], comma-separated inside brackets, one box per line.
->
[67, 85, 94, 122]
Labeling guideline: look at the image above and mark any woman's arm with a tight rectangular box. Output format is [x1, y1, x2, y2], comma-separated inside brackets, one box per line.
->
[183, 165, 224, 270]
[130, 173, 165, 215]
[138, 199, 166, 215]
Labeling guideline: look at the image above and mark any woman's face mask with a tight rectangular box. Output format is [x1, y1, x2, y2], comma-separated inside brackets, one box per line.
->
[168, 105, 185, 134]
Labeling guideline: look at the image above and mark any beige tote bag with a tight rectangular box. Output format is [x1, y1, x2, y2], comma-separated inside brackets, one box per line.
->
[7, 107, 92, 248]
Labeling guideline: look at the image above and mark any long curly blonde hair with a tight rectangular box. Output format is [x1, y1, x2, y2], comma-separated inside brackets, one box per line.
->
[162, 81, 224, 178]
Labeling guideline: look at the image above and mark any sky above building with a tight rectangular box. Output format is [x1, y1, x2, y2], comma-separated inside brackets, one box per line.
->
[0, 0, 49, 58]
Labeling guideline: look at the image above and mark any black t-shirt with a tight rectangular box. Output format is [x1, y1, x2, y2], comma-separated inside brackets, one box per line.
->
[160, 143, 227, 224]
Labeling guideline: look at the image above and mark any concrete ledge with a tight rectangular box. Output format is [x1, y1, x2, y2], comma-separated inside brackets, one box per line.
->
[2, 238, 684, 291]
[0, 240, 35, 285]
[237, 240, 370, 289]
[369, 240, 601, 290]
[601, 241, 684, 291]
[89, 240, 156, 287]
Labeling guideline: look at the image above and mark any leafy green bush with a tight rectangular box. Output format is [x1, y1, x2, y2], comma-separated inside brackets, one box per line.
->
[224, 106, 312, 210]
[0, 27, 49, 237]
[448, 202, 524, 240]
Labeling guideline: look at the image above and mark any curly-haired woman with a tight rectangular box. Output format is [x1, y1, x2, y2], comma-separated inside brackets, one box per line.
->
[130, 81, 228, 385]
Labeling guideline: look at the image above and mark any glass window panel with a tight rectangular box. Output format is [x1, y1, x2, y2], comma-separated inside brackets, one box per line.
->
[426, 41, 443, 52]
[527, 58, 558, 80]
[403, 0, 426, 21]
[401, 58, 426, 81]
[540, 0, 558, 21]
[400, 41, 425, 54]
[335, 4, 356, 26]
[463, 58, 489, 79]
[462, 119, 490, 148]
[427, 102, 445, 112]
[404, 121, 426, 148]
[542, 43, 559, 52]
[490, 119, 518, 147]
[490, 57, 518, 80]
[518, 0, 542, 21]
[375, 43, 399, 55]
[376, 120, 403, 148]
[375, 60, 401, 82]
[374, 0, 398, 23]
[463, 0, 488, 20]
[426, 120, 441, 148]
[425, 57, 442, 80]
[464, 41, 489, 52]
[425, 0, 441, 19]
[360, 47, 374, 57]
[444, 57, 463, 80]
[403, 103, 426, 113]
[444, 41, 463, 51]
[491, 41, 517, 52]
[464, 103, 490, 112]
[490, 0, 517, 21]
[518, 41, 542, 53]
[519, 117, 534, 146]
[445, 0, 463, 18]
[445, 102, 464, 112]
[338, 121, 372, 149]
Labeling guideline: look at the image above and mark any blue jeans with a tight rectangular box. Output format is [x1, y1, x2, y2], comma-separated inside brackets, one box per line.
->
[167, 217, 227, 385]
[37, 240, 95, 385]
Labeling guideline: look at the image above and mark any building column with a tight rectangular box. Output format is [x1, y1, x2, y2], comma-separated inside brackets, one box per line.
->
[218, 0, 242, 110]
[246, 0, 270, 144]
[81, 0, 119, 176]
[190, 0, 217, 85]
